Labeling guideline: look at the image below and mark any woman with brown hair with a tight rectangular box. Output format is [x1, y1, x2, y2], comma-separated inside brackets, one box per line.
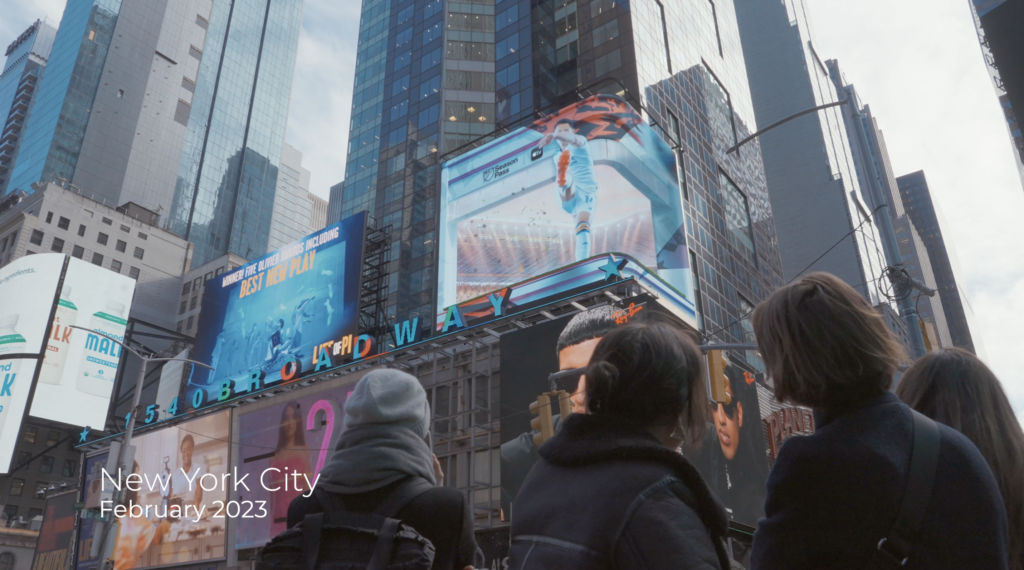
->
[895, 347, 1024, 570]
[750, 272, 1008, 570]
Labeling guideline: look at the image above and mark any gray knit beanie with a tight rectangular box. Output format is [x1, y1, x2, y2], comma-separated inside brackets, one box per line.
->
[342, 368, 431, 437]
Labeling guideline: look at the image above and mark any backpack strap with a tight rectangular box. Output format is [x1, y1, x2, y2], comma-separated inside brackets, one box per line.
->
[302, 512, 325, 570]
[372, 477, 435, 518]
[302, 477, 434, 570]
[867, 410, 941, 569]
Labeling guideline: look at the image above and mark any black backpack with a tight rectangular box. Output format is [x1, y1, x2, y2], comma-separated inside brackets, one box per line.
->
[256, 478, 436, 570]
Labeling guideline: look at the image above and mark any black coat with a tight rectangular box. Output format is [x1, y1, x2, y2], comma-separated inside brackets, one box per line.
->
[751, 392, 1009, 569]
[287, 477, 477, 570]
[509, 413, 730, 570]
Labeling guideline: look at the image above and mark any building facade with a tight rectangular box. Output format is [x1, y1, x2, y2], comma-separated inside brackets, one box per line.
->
[970, 0, 1024, 186]
[0, 20, 56, 195]
[734, 0, 889, 308]
[169, 0, 304, 266]
[2, 1, 303, 268]
[0, 181, 191, 329]
[896, 170, 976, 352]
[267, 142, 325, 251]
[334, 0, 785, 356]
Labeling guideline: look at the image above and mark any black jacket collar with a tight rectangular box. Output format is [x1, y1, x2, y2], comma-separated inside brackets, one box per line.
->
[540, 413, 729, 537]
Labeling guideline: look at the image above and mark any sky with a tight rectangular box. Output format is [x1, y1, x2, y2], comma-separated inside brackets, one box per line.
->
[4, 1, 1023, 419]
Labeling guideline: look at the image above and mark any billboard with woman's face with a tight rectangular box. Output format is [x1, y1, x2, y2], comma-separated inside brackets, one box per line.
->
[233, 372, 365, 549]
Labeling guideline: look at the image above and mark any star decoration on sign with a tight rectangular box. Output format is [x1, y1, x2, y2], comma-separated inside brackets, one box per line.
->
[79, 427, 90, 443]
[599, 256, 628, 280]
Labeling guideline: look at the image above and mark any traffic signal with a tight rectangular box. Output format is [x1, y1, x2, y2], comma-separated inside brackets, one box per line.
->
[529, 394, 555, 446]
[707, 350, 730, 404]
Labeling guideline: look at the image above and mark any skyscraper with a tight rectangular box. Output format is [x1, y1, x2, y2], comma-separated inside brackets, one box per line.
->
[169, 0, 304, 265]
[896, 170, 976, 352]
[970, 0, 1024, 186]
[335, 0, 784, 351]
[267, 142, 325, 251]
[735, 0, 889, 306]
[2, 1, 303, 267]
[0, 20, 56, 194]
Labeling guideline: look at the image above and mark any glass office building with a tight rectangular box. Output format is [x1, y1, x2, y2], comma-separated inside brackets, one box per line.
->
[735, 0, 889, 306]
[336, 0, 785, 348]
[170, 0, 304, 266]
[4, 0, 122, 197]
[0, 20, 57, 195]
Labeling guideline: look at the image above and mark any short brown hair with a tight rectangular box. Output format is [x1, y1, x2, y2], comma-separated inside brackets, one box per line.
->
[752, 272, 905, 409]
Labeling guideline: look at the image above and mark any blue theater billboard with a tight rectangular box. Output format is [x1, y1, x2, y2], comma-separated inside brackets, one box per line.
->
[187, 213, 366, 401]
[438, 94, 695, 316]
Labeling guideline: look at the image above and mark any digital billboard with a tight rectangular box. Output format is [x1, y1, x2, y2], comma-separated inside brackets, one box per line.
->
[32, 489, 78, 570]
[0, 254, 62, 473]
[187, 214, 366, 402]
[689, 359, 770, 528]
[109, 410, 231, 569]
[30, 257, 136, 428]
[439, 94, 693, 312]
[233, 372, 366, 550]
[76, 451, 109, 570]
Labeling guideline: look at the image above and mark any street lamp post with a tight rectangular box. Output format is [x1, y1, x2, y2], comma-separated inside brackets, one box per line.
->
[726, 98, 932, 357]
[68, 325, 212, 568]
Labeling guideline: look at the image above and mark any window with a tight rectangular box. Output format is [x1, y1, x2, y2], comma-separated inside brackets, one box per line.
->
[593, 19, 619, 47]
[45, 212, 53, 224]
[50, 237, 64, 252]
[8, 479, 24, 497]
[179, 299, 187, 313]
[133, 247, 144, 260]
[77, 224, 86, 236]
[120, 224, 130, 233]
[186, 316, 194, 330]
[92, 253, 104, 266]
[110, 260, 122, 273]
[101, 217, 112, 225]
[46, 431, 60, 446]
[720, 172, 756, 263]
[182, 281, 191, 295]
[137, 232, 147, 240]
[115, 239, 126, 252]
[15, 451, 30, 467]
[189, 296, 198, 310]
[63, 459, 77, 477]
[40, 455, 54, 474]
[57, 216, 70, 230]
[97, 232, 108, 245]
[30, 229, 43, 245]
[71, 245, 84, 258]
[22, 426, 36, 443]
[129, 266, 140, 279]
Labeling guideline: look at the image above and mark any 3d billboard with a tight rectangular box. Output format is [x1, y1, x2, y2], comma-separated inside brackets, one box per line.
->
[233, 372, 366, 549]
[0, 254, 62, 473]
[30, 257, 136, 428]
[187, 214, 366, 401]
[110, 410, 231, 569]
[439, 94, 693, 311]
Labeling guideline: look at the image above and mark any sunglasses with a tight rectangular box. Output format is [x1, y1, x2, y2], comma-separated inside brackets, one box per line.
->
[548, 367, 586, 393]
[709, 398, 739, 419]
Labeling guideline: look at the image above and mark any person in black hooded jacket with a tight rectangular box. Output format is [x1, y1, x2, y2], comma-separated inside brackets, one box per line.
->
[509, 322, 731, 570]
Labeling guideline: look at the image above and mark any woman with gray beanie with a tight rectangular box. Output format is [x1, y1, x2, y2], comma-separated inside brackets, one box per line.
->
[287, 368, 477, 569]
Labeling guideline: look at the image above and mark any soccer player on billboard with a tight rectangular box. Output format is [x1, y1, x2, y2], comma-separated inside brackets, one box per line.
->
[535, 118, 598, 261]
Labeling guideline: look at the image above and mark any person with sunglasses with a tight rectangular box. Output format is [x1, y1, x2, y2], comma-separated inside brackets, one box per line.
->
[694, 364, 769, 529]
[499, 305, 619, 517]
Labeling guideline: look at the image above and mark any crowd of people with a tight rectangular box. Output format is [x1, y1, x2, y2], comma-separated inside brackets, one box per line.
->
[266, 271, 1021, 570]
